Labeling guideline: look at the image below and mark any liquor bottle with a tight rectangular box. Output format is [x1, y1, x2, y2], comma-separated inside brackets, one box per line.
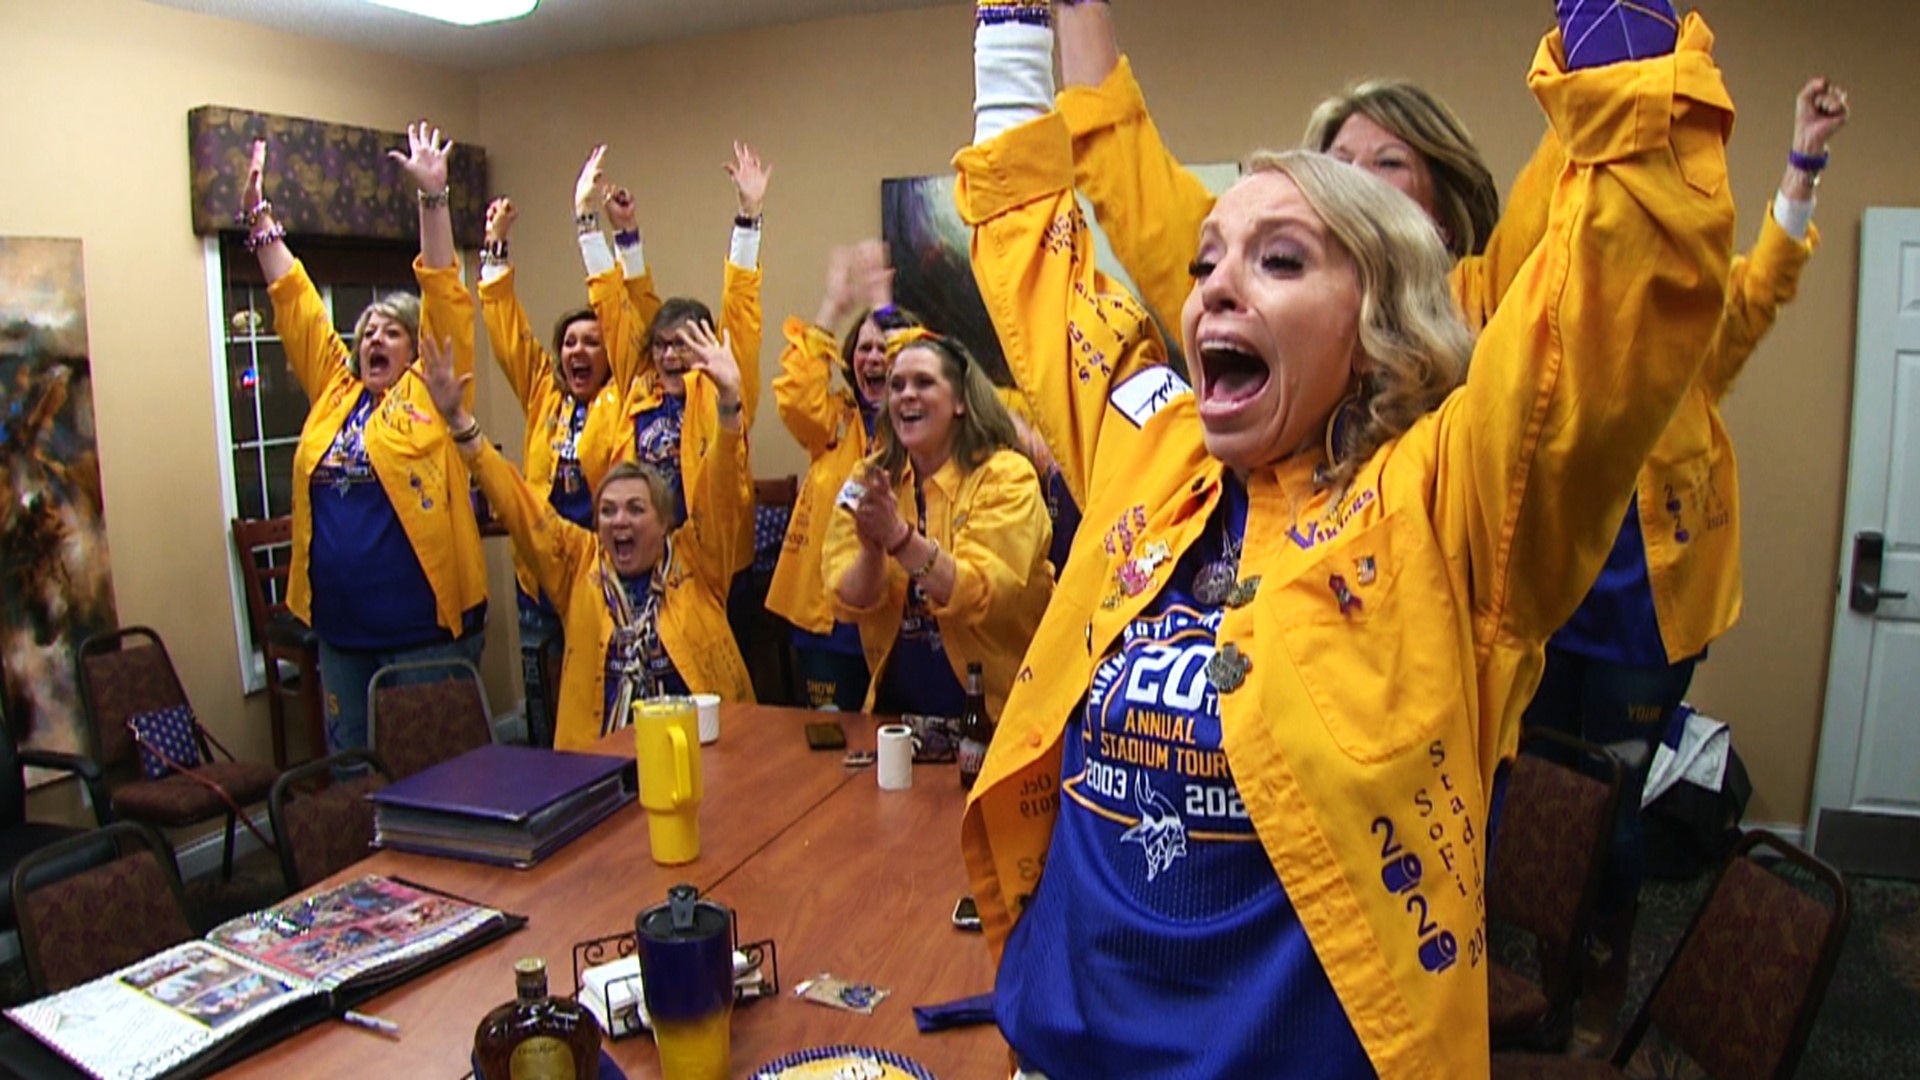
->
[472, 956, 603, 1080]
[956, 662, 995, 790]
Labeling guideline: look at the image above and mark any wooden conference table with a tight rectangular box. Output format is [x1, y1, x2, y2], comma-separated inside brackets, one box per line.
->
[221, 704, 1003, 1079]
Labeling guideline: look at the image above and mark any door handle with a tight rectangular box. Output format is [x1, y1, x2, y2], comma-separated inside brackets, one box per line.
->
[1849, 530, 1910, 613]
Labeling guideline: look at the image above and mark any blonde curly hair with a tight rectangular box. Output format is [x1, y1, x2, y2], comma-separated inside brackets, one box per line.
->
[1238, 149, 1473, 491]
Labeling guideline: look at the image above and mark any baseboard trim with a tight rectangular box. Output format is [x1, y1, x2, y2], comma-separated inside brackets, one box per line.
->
[173, 810, 277, 882]
[1740, 820, 1805, 850]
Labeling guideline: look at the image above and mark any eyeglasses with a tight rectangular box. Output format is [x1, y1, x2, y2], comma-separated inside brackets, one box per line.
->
[652, 339, 692, 356]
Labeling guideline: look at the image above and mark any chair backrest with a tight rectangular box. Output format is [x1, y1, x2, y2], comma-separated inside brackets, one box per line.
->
[752, 475, 798, 576]
[230, 516, 296, 649]
[75, 627, 195, 781]
[367, 658, 495, 781]
[1618, 830, 1852, 1080]
[1487, 730, 1623, 990]
[12, 821, 196, 996]
[268, 749, 391, 893]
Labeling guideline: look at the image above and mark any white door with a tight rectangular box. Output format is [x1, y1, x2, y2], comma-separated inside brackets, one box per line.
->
[1809, 208, 1920, 874]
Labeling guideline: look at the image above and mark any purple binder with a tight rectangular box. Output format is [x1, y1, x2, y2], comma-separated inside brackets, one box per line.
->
[369, 744, 637, 867]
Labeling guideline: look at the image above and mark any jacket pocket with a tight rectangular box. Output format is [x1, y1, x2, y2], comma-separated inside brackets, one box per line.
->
[1269, 512, 1464, 764]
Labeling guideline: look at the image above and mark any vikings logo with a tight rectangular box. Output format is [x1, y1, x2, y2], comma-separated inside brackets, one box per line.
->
[635, 414, 681, 469]
[1119, 776, 1188, 882]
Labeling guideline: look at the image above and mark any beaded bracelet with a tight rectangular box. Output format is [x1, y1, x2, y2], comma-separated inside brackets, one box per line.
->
[233, 199, 273, 229]
[733, 214, 763, 230]
[480, 239, 509, 263]
[243, 222, 288, 253]
[451, 417, 484, 444]
[976, 0, 1052, 26]
[417, 188, 451, 209]
[613, 229, 641, 248]
[909, 537, 942, 579]
[575, 210, 600, 233]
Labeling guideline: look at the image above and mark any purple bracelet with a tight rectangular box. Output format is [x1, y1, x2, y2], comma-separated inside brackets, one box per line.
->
[1789, 149, 1829, 174]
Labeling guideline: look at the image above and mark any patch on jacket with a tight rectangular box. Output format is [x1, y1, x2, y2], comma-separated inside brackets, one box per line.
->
[1109, 366, 1189, 428]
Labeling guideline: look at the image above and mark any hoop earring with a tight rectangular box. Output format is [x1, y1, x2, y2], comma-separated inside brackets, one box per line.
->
[1323, 391, 1365, 467]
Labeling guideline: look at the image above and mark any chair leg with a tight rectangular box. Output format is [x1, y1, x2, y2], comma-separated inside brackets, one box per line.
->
[298, 652, 327, 762]
[222, 812, 237, 881]
[264, 660, 289, 770]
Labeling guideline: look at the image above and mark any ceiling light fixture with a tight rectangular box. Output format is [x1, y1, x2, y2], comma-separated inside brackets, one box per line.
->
[361, 0, 539, 27]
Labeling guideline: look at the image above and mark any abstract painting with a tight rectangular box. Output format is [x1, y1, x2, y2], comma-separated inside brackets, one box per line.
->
[881, 163, 1241, 385]
[0, 237, 116, 775]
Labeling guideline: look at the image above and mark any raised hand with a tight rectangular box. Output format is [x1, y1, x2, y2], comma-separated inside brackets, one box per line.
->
[678, 320, 741, 407]
[416, 333, 475, 429]
[847, 240, 894, 313]
[485, 197, 518, 244]
[606, 186, 639, 234]
[816, 246, 861, 330]
[389, 120, 453, 195]
[575, 144, 609, 219]
[726, 142, 772, 219]
[1794, 77, 1851, 157]
[239, 139, 269, 220]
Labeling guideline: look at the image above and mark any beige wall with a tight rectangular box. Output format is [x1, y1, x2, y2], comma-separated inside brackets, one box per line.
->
[1, 0, 518, 824]
[9, 0, 1917, 827]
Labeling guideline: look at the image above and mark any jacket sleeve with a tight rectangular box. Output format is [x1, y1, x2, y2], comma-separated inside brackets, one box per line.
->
[468, 440, 595, 621]
[928, 452, 1053, 629]
[721, 260, 766, 428]
[682, 425, 751, 593]
[266, 261, 352, 402]
[1698, 210, 1816, 401]
[956, 110, 1178, 512]
[415, 256, 478, 411]
[591, 266, 659, 397]
[1056, 56, 1215, 349]
[773, 317, 845, 457]
[478, 265, 554, 410]
[1450, 126, 1566, 333]
[1434, 19, 1735, 671]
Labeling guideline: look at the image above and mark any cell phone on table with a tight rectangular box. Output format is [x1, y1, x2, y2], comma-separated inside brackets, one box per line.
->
[805, 721, 847, 751]
[952, 895, 982, 932]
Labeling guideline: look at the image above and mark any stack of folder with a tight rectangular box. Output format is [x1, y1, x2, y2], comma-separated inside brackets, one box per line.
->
[370, 744, 636, 868]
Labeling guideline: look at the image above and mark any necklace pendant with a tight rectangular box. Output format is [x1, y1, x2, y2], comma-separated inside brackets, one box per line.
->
[1206, 642, 1252, 694]
[1194, 560, 1237, 607]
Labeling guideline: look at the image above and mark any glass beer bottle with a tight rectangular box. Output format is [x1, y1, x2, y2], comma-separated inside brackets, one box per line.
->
[472, 956, 602, 1080]
[956, 662, 994, 790]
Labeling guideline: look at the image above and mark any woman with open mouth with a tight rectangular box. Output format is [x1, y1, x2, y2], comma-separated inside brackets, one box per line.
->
[473, 145, 663, 749]
[417, 320, 753, 750]
[767, 241, 919, 713]
[1058, 3, 1852, 1046]
[954, 1, 1736, 1076]
[238, 121, 489, 761]
[822, 321, 1054, 728]
[582, 142, 773, 585]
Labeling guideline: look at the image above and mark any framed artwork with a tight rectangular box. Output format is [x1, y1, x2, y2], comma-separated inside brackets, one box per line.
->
[0, 237, 117, 778]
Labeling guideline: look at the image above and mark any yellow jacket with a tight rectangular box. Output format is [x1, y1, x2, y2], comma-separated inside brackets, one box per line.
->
[956, 20, 1733, 1079]
[467, 433, 755, 751]
[1059, 53, 1813, 667]
[580, 261, 764, 574]
[822, 449, 1054, 721]
[479, 264, 662, 599]
[766, 317, 874, 634]
[271, 258, 488, 636]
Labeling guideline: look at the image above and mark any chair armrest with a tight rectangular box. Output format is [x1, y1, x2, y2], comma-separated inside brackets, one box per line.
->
[17, 748, 112, 826]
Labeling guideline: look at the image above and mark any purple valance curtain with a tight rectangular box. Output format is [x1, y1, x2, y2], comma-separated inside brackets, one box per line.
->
[188, 105, 489, 249]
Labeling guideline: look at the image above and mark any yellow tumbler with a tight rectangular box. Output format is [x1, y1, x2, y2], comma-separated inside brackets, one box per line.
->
[633, 696, 703, 865]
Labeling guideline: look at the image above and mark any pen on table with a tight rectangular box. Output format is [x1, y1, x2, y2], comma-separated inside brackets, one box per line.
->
[340, 1009, 402, 1038]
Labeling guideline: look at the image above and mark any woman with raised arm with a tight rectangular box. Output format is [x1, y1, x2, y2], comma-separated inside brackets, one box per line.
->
[418, 322, 753, 750]
[766, 242, 917, 711]
[821, 324, 1054, 724]
[956, 2, 1733, 1075]
[1521, 75, 1851, 1040]
[476, 146, 663, 747]
[238, 122, 488, 757]
[582, 143, 771, 581]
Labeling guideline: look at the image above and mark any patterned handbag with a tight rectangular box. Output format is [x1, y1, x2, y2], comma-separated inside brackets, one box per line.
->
[127, 705, 205, 779]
